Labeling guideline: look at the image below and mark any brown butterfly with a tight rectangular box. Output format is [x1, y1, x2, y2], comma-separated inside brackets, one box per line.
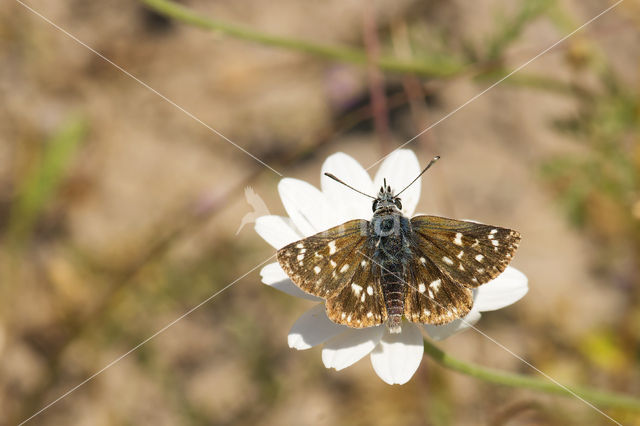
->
[277, 157, 520, 333]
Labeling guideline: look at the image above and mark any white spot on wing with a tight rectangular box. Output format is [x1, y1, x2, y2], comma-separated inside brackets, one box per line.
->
[297, 254, 304, 261]
[340, 264, 350, 273]
[490, 229, 498, 234]
[420, 257, 426, 264]
[361, 260, 367, 267]
[296, 243, 304, 249]
[328, 241, 337, 255]
[430, 279, 442, 292]
[351, 283, 363, 294]
[367, 286, 373, 295]
[330, 260, 337, 267]
[454, 233, 463, 246]
[418, 283, 426, 293]
[475, 254, 484, 262]
[442, 256, 454, 265]
[457, 250, 464, 259]
[492, 240, 499, 246]
[314, 266, 321, 274]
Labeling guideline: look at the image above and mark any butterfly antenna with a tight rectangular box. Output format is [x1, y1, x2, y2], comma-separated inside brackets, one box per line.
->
[324, 173, 376, 200]
[395, 155, 440, 197]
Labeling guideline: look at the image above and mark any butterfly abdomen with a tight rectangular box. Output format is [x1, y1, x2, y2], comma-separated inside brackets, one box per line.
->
[371, 212, 413, 333]
[380, 264, 405, 333]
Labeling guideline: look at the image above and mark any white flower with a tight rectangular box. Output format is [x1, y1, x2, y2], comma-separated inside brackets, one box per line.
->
[255, 150, 528, 385]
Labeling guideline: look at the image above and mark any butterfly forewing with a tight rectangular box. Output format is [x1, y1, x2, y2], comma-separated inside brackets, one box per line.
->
[404, 252, 473, 325]
[410, 215, 520, 287]
[277, 220, 368, 299]
[325, 244, 388, 328]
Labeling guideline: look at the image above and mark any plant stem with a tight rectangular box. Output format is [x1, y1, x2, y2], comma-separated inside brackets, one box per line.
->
[423, 339, 640, 412]
[140, 0, 463, 77]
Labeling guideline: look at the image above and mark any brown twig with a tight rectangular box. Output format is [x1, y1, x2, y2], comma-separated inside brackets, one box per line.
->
[362, 2, 391, 156]
[390, 19, 458, 217]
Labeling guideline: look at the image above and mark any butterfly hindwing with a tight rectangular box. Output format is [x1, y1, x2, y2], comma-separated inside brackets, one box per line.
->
[325, 242, 388, 328]
[277, 220, 369, 299]
[410, 215, 520, 287]
[404, 252, 473, 325]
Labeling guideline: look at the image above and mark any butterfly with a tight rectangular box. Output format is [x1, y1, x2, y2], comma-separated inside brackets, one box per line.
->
[277, 156, 521, 333]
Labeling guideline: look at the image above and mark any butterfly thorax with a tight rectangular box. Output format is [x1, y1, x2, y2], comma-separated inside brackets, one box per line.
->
[369, 205, 412, 334]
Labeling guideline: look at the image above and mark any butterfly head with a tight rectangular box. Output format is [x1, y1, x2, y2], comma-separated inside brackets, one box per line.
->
[372, 178, 402, 213]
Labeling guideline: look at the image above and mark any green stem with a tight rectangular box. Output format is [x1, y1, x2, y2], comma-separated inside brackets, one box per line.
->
[475, 69, 580, 95]
[140, 0, 582, 96]
[140, 0, 464, 77]
[423, 339, 640, 412]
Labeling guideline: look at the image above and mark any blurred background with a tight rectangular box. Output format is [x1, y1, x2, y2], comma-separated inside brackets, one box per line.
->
[1, 0, 640, 424]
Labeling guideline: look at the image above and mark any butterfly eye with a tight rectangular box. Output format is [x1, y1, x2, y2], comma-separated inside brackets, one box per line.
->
[372, 200, 378, 212]
[394, 198, 402, 210]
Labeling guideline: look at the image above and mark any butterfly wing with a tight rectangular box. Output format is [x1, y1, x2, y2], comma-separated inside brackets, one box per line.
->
[277, 220, 369, 299]
[404, 253, 473, 325]
[277, 220, 388, 328]
[410, 215, 521, 288]
[403, 215, 520, 325]
[325, 242, 388, 328]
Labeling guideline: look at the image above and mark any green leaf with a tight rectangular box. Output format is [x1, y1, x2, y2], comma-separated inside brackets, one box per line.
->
[7, 115, 87, 247]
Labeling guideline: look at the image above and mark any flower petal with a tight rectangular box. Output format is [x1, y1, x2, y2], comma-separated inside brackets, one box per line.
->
[423, 309, 482, 341]
[473, 266, 528, 312]
[278, 178, 335, 236]
[322, 326, 385, 371]
[259, 262, 289, 283]
[373, 150, 421, 216]
[288, 304, 347, 350]
[259, 263, 321, 301]
[370, 324, 424, 385]
[254, 215, 302, 249]
[321, 152, 374, 222]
